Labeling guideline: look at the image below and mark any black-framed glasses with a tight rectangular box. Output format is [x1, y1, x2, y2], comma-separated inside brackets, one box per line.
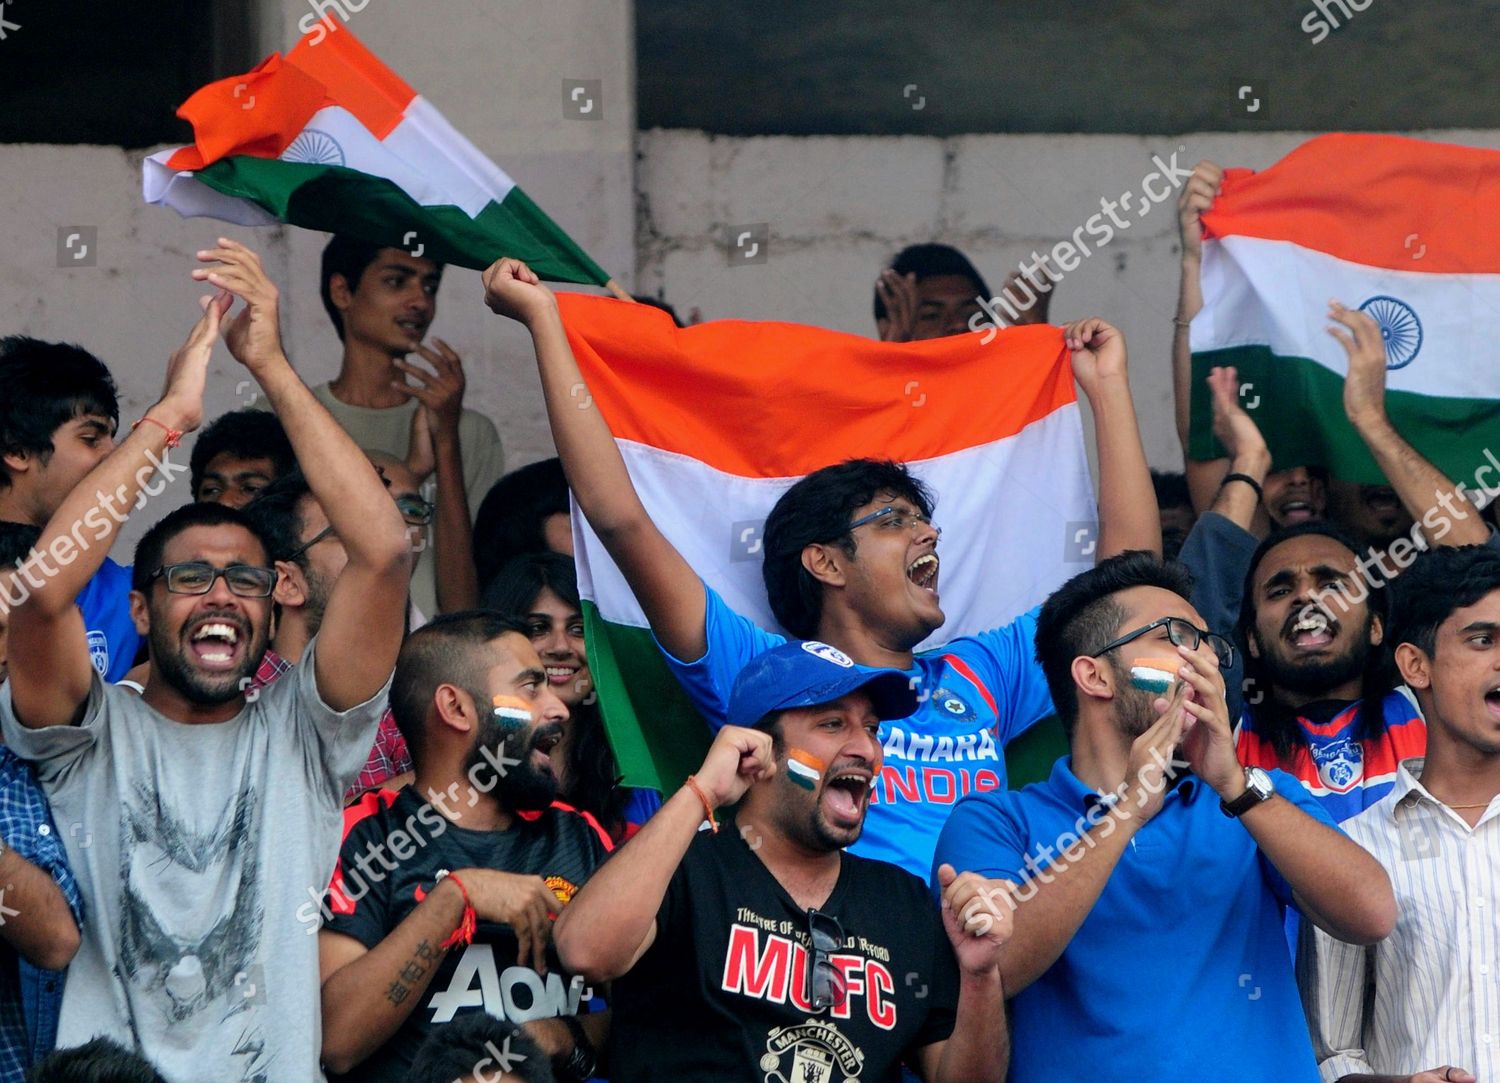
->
[1092, 616, 1235, 669]
[286, 524, 335, 562]
[845, 505, 942, 540]
[806, 908, 847, 1012]
[150, 562, 277, 598]
[395, 494, 433, 526]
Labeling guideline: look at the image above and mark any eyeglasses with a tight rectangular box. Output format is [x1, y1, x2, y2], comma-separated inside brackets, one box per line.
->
[395, 494, 433, 526]
[1091, 616, 1236, 669]
[286, 524, 335, 562]
[845, 505, 942, 540]
[806, 908, 848, 1012]
[150, 562, 277, 598]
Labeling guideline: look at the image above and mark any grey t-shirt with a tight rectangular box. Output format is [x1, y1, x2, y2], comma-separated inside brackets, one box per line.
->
[0, 637, 388, 1083]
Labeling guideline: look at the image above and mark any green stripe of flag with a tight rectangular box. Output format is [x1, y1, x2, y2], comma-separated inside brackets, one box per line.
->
[1189, 346, 1500, 486]
[193, 157, 610, 284]
[582, 600, 712, 794]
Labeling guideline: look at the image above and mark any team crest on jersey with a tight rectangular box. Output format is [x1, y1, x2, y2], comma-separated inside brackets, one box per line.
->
[87, 629, 109, 676]
[801, 641, 854, 668]
[1310, 735, 1362, 793]
[545, 875, 579, 907]
[760, 1019, 864, 1082]
[930, 688, 974, 721]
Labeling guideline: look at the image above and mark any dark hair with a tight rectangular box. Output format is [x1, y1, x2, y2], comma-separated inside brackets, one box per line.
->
[1390, 545, 1500, 657]
[190, 409, 296, 497]
[132, 503, 273, 594]
[1035, 550, 1196, 735]
[1237, 520, 1395, 757]
[407, 1013, 554, 1083]
[484, 552, 631, 831]
[872, 244, 991, 322]
[1151, 470, 1191, 510]
[632, 294, 685, 328]
[474, 458, 571, 590]
[242, 469, 315, 566]
[26, 1037, 167, 1083]
[389, 609, 532, 762]
[762, 459, 933, 639]
[319, 235, 385, 342]
[0, 337, 119, 489]
[0, 521, 41, 569]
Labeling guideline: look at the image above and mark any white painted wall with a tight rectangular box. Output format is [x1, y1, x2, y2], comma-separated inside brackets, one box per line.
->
[0, 0, 635, 556]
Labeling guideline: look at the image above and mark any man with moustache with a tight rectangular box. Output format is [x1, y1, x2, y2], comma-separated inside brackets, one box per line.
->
[934, 551, 1395, 1082]
[555, 640, 1012, 1083]
[0, 239, 412, 1081]
[1235, 522, 1427, 822]
[319, 611, 610, 1083]
[1300, 545, 1500, 1083]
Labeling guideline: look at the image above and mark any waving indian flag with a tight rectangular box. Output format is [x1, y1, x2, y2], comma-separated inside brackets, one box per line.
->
[144, 24, 613, 287]
[558, 294, 1096, 792]
[1187, 133, 1500, 484]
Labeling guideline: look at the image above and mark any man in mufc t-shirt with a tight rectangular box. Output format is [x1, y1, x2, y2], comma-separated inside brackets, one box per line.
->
[484, 255, 1163, 879]
[554, 639, 1011, 1082]
[319, 611, 610, 1083]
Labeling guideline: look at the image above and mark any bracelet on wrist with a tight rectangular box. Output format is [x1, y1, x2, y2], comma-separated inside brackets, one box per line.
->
[132, 416, 184, 448]
[1219, 472, 1264, 502]
[683, 774, 719, 833]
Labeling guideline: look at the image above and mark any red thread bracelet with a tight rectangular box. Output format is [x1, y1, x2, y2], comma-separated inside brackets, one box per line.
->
[132, 416, 183, 449]
[436, 871, 477, 949]
[684, 775, 719, 833]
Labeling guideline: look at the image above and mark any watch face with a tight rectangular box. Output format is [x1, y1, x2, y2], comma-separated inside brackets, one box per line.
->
[1247, 767, 1274, 798]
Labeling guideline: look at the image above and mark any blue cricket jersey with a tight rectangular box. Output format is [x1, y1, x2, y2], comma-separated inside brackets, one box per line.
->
[657, 583, 1055, 878]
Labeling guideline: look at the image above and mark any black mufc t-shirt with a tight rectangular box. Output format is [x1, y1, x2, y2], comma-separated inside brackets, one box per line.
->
[610, 818, 960, 1082]
[323, 788, 610, 1082]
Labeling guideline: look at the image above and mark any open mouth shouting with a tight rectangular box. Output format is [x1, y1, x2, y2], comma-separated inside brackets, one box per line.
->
[1485, 684, 1500, 722]
[1277, 498, 1317, 524]
[907, 552, 940, 596]
[530, 723, 564, 774]
[1285, 608, 1337, 653]
[187, 616, 247, 670]
[821, 765, 873, 829]
[395, 315, 429, 341]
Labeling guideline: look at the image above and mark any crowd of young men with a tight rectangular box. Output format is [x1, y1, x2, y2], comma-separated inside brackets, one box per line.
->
[0, 151, 1494, 1082]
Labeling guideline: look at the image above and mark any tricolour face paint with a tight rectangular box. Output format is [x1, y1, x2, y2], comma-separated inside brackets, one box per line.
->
[492, 694, 534, 724]
[1128, 657, 1181, 694]
[786, 747, 827, 791]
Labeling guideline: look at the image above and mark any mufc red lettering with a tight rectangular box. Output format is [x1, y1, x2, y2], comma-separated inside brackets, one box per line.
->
[720, 923, 900, 1030]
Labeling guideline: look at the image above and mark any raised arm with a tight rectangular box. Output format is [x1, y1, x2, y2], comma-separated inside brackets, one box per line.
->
[395, 343, 480, 612]
[1174, 643, 1396, 946]
[7, 295, 229, 728]
[196, 240, 411, 710]
[481, 258, 708, 661]
[1332, 301, 1489, 547]
[1174, 161, 1232, 514]
[1203, 365, 1272, 532]
[1064, 318, 1161, 560]
[554, 725, 774, 981]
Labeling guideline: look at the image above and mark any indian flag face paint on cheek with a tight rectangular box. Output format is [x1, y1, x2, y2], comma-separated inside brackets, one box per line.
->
[1128, 657, 1182, 695]
[786, 748, 826, 791]
[492, 695, 534, 726]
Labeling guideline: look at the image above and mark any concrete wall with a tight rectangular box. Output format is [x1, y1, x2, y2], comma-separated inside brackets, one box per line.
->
[636, 127, 1500, 474]
[0, 0, 635, 555]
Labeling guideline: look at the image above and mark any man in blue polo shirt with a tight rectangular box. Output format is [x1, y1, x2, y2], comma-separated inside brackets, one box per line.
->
[485, 255, 1162, 879]
[0, 338, 142, 682]
[934, 551, 1396, 1081]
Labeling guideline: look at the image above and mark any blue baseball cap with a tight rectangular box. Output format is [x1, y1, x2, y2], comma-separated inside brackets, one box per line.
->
[727, 640, 918, 729]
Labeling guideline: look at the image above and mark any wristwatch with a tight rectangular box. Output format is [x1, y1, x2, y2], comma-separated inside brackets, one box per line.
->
[1221, 767, 1275, 818]
[557, 1015, 598, 1083]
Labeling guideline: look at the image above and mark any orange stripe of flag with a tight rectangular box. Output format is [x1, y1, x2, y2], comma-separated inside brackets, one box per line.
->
[287, 23, 416, 141]
[558, 294, 1075, 479]
[166, 53, 328, 171]
[1202, 133, 1500, 275]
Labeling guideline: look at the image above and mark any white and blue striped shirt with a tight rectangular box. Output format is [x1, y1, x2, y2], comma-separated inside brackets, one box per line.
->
[1298, 758, 1500, 1081]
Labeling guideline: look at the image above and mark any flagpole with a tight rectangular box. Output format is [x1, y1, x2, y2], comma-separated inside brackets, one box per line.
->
[604, 278, 635, 302]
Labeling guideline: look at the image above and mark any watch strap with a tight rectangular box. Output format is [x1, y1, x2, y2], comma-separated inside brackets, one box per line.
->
[557, 1014, 598, 1083]
[1221, 770, 1272, 818]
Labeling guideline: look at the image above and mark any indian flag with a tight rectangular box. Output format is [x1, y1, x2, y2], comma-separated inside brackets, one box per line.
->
[143, 24, 611, 285]
[1188, 133, 1500, 484]
[558, 294, 1097, 792]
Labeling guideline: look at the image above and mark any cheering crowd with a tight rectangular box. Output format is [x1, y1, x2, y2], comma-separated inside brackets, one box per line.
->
[0, 159, 1495, 1083]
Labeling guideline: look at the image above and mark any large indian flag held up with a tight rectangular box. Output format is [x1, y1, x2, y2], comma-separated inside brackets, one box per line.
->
[143, 24, 611, 286]
[558, 293, 1096, 793]
[1188, 132, 1500, 485]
